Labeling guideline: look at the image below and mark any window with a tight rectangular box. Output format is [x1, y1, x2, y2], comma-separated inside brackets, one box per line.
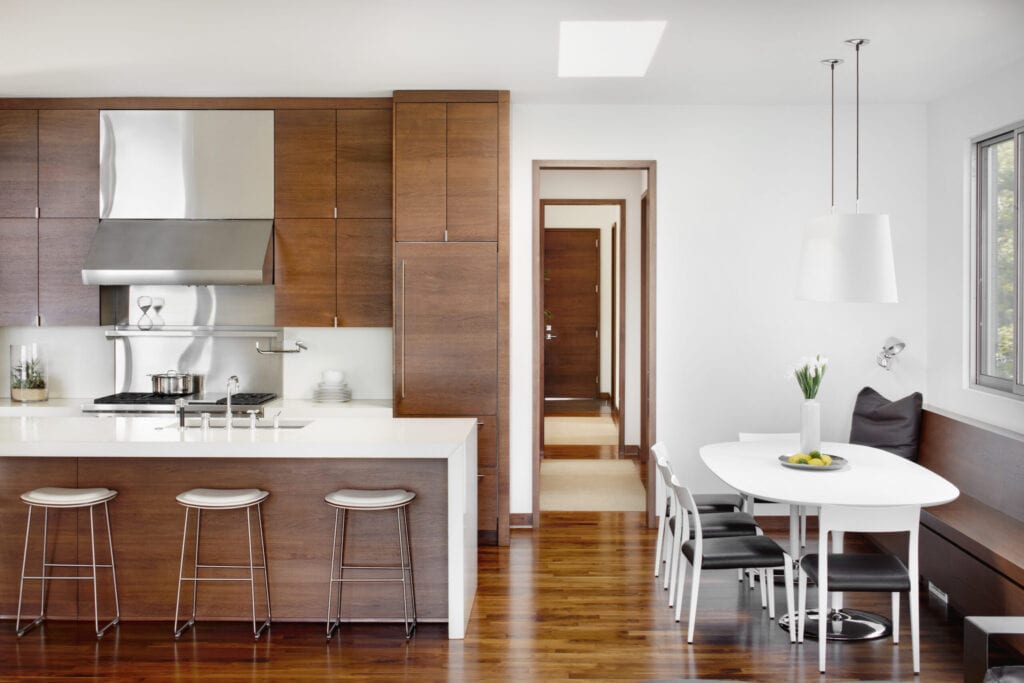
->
[975, 124, 1023, 395]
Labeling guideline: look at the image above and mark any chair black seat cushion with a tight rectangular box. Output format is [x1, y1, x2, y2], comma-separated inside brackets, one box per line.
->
[682, 535, 788, 570]
[985, 666, 1024, 683]
[800, 553, 911, 592]
[668, 512, 760, 539]
[849, 386, 924, 460]
[693, 493, 744, 513]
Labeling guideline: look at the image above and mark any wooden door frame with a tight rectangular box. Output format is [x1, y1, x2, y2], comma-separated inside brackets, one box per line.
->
[532, 161, 657, 528]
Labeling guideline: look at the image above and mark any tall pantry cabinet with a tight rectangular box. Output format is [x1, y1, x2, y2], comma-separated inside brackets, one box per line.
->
[392, 91, 509, 545]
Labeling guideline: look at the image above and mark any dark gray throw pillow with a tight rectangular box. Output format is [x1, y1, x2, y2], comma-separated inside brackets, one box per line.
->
[849, 387, 923, 460]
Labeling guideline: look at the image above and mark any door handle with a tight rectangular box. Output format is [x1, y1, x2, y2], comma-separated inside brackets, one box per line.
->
[545, 333, 558, 340]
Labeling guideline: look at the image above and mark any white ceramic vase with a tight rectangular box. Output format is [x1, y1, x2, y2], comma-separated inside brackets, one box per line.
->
[800, 398, 821, 454]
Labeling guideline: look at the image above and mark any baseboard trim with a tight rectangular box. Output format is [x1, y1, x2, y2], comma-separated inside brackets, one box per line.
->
[510, 513, 533, 528]
[623, 444, 640, 457]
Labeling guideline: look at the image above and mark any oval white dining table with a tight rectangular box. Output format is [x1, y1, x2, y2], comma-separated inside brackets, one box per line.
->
[699, 440, 960, 640]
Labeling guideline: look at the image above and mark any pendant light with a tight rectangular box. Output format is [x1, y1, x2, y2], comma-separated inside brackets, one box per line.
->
[797, 39, 898, 303]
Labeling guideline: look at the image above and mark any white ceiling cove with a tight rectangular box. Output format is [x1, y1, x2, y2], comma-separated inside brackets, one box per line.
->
[3, 0, 1024, 104]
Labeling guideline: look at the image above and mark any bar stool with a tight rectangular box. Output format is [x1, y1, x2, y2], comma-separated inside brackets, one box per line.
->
[173, 488, 271, 640]
[16, 487, 120, 638]
[324, 488, 417, 641]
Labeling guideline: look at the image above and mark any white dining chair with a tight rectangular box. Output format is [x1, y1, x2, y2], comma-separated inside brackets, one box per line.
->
[670, 475, 796, 644]
[797, 504, 921, 674]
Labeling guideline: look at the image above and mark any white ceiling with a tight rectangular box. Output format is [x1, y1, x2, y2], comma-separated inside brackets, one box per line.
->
[3, 0, 1024, 104]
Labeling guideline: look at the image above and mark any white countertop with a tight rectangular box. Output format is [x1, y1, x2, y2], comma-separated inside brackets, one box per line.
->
[0, 414, 475, 459]
[0, 398, 393, 418]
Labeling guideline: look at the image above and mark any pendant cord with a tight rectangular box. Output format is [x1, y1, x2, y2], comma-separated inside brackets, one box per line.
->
[855, 41, 861, 213]
[830, 60, 836, 212]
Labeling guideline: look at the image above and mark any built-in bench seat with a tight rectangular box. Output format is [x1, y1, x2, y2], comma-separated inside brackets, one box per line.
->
[870, 409, 1024, 620]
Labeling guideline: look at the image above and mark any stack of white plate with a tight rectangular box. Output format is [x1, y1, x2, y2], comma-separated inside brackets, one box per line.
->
[314, 382, 352, 402]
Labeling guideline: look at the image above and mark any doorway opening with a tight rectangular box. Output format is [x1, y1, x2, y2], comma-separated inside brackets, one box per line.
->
[532, 163, 657, 524]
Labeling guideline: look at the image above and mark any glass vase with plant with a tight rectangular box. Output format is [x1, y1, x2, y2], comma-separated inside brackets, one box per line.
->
[10, 345, 48, 402]
[793, 355, 827, 454]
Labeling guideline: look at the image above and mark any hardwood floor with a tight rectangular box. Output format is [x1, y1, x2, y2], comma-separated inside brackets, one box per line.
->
[0, 512, 966, 681]
[543, 397, 615, 417]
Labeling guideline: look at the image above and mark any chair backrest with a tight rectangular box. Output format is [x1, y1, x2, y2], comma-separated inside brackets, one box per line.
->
[816, 504, 920, 576]
[738, 432, 800, 442]
[652, 442, 676, 516]
[668, 475, 701, 546]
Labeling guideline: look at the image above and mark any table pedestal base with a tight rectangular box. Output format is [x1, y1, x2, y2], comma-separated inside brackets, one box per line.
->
[778, 608, 891, 641]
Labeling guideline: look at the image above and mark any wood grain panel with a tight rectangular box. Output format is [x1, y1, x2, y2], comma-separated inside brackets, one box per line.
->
[70, 457, 448, 622]
[394, 242, 497, 416]
[38, 218, 98, 325]
[0, 98, 393, 110]
[394, 103, 445, 242]
[0, 110, 38, 217]
[273, 219, 335, 326]
[394, 91, 499, 103]
[0, 218, 38, 326]
[38, 110, 98, 218]
[336, 219, 391, 327]
[274, 110, 336, 218]
[544, 229, 600, 398]
[446, 103, 497, 241]
[337, 108, 392, 219]
[477, 416, 496, 469]
[497, 91, 510, 545]
[478, 467, 497, 536]
[0, 458, 80, 620]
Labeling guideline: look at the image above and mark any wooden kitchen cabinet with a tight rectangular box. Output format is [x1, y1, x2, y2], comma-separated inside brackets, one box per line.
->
[0, 219, 39, 326]
[476, 416, 498, 541]
[446, 103, 498, 241]
[394, 103, 446, 241]
[394, 242, 497, 416]
[38, 110, 98, 218]
[38, 219, 99, 325]
[274, 109, 336, 218]
[0, 110, 38, 218]
[336, 219, 392, 327]
[337, 109, 392, 219]
[274, 219, 336, 326]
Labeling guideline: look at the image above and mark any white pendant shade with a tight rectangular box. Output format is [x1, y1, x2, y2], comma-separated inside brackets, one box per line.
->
[796, 212, 898, 303]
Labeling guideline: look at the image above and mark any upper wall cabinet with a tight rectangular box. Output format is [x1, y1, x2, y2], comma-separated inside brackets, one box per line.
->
[337, 109, 392, 219]
[38, 110, 99, 218]
[0, 111, 39, 218]
[274, 110, 336, 218]
[394, 101, 498, 242]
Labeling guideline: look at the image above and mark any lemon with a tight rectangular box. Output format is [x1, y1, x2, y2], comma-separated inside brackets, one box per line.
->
[787, 454, 803, 463]
[820, 454, 832, 466]
[808, 458, 824, 467]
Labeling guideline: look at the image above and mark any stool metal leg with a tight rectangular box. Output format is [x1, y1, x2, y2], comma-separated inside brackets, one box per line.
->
[326, 508, 347, 641]
[15, 505, 41, 636]
[104, 502, 121, 630]
[88, 502, 119, 639]
[326, 507, 341, 640]
[246, 504, 271, 641]
[398, 505, 417, 638]
[173, 507, 194, 638]
[255, 503, 271, 639]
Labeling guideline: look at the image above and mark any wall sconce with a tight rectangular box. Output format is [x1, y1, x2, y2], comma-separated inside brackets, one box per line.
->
[877, 337, 906, 370]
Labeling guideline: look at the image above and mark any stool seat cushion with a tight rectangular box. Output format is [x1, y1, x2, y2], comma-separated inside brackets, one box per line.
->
[21, 487, 117, 507]
[325, 488, 416, 509]
[800, 553, 911, 592]
[176, 488, 269, 508]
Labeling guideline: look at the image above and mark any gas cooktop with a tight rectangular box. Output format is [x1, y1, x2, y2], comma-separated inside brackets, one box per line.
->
[84, 392, 277, 414]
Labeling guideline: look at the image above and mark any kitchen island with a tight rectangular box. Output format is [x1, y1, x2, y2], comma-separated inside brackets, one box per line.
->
[0, 415, 477, 638]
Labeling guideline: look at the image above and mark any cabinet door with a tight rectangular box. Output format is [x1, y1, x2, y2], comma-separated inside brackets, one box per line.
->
[274, 219, 336, 326]
[337, 109, 392, 219]
[446, 103, 497, 241]
[0, 111, 38, 218]
[0, 219, 38, 326]
[274, 110, 336, 218]
[394, 103, 446, 241]
[395, 242, 497, 415]
[336, 219, 392, 327]
[476, 416, 498, 542]
[38, 110, 98, 218]
[38, 219, 99, 325]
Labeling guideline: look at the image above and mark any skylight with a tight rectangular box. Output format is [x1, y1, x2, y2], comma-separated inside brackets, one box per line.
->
[558, 20, 667, 78]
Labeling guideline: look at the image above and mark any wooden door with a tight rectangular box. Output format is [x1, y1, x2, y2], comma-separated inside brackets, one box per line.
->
[38, 218, 99, 325]
[394, 103, 446, 241]
[38, 110, 98, 218]
[274, 219, 336, 326]
[337, 108, 392, 219]
[0, 110, 38, 218]
[0, 218, 38, 326]
[274, 110, 336, 218]
[336, 219, 392, 326]
[395, 242, 497, 415]
[446, 103, 497, 241]
[544, 229, 601, 398]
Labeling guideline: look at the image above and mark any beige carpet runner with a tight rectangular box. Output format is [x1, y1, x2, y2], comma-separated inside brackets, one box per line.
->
[543, 416, 618, 445]
[540, 459, 646, 511]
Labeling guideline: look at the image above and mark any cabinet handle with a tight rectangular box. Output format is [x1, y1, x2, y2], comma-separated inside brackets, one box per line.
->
[477, 420, 485, 426]
[401, 259, 406, 399]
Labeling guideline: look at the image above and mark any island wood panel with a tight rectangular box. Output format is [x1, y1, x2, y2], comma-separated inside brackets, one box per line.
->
[477, 416, 497, 541]
[336, 218, 392, 327]
[69, 457, 448, 622]
[274, 109, 336, 218]
[38, 218, 99, 325]
[337, 108, 392, 219]
[274, 218, 336, 326]
[0, 97, 394, 110]
[37, 110, 98, 218]
[394, 242, 497, 416]
[394, 103, 446, 242]
[446, 102, 497, 241]
[0, 457, 81, 620]
[0, 110, 38, 217]
[0, 218, 38, 326]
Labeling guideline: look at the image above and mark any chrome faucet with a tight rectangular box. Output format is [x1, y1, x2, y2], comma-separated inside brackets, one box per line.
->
[225, 375, 239, 429]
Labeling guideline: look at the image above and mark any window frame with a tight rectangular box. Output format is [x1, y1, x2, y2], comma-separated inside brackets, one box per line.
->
[973, 122, 1024, 397]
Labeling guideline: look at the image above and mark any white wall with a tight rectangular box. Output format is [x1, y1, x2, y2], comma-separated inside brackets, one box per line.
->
[281, 327, 392, 399]
[510, 103, 929, 514]
[542, 203, 618, 395]
[1, 327, 115, 398]
[925, 57, 1024, 433]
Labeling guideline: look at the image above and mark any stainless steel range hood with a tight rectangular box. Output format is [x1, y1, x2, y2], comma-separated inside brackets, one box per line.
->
[83, 110, 275, 286]
[82, 219, 274, 285]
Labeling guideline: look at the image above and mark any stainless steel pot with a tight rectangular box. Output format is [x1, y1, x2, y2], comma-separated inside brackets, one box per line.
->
[149, 370, 203, 395]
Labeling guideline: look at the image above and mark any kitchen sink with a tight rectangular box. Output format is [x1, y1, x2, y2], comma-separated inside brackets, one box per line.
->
[161, 418, 312, 430]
